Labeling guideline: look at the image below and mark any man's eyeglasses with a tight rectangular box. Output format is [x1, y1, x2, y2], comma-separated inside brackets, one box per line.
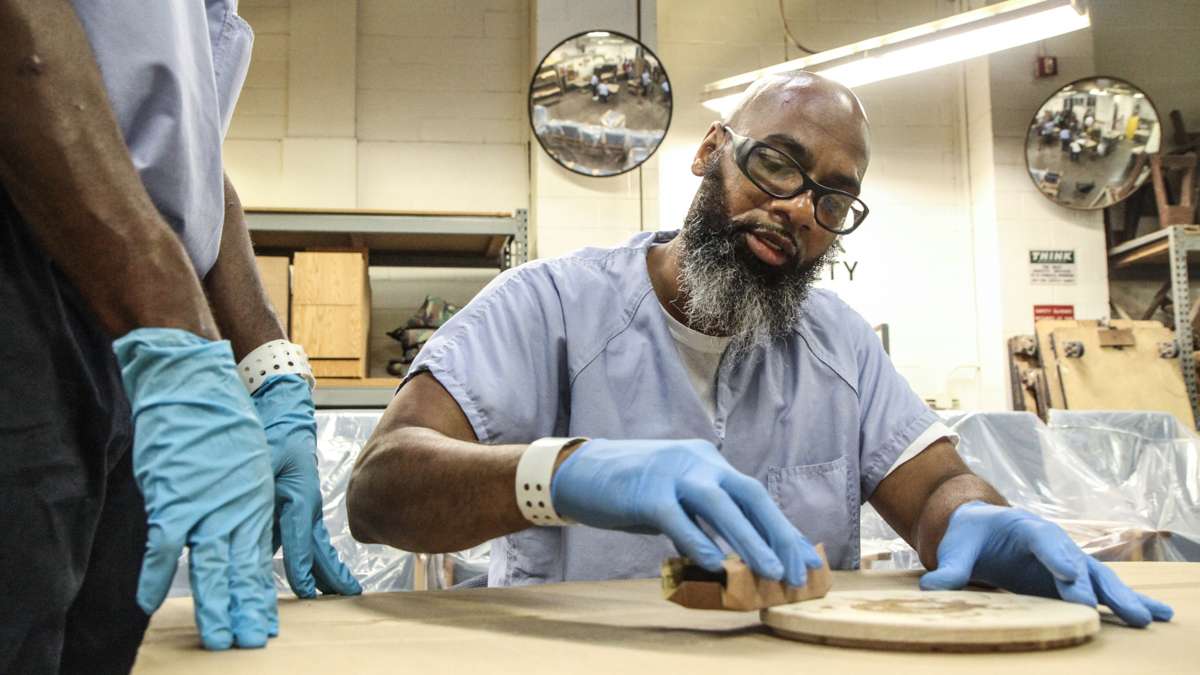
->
[723, 126, 869, 235]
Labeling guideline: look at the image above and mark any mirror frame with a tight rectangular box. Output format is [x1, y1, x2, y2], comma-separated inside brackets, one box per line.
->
[1024, 74, 1162, 211]
[527, 29, 673, 178]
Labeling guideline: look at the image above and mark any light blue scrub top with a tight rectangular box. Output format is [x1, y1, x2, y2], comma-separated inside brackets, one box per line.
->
[70, 0, 253, 277]
[406, 230, 939, 586]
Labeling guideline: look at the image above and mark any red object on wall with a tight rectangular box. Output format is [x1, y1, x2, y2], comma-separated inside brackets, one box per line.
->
[1035, 56, 1058, 78]
[1034, 304, 1074, 321]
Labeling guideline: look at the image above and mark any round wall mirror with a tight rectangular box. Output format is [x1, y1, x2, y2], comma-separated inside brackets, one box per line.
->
[529, 30, 672, 177]
[1025, 76, 1161, 210]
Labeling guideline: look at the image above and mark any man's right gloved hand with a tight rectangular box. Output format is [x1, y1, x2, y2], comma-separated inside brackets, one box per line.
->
[550, 438, 823, 587]
[113, 328, 276, 651]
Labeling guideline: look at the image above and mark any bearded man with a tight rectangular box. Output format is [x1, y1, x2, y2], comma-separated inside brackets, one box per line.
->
[345, 74, 1170, 626]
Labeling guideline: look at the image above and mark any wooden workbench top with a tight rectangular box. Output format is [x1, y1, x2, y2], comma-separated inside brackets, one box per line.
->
[134, 563, 1197, 674]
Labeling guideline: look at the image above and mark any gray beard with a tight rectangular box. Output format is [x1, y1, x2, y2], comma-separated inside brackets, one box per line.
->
[677, 170, 831, 360]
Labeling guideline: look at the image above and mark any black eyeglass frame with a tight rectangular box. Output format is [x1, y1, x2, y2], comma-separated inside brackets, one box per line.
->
[722, 125, 869, 235]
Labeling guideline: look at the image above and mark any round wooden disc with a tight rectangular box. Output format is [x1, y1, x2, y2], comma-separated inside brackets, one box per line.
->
[762, 590, 1100, 652]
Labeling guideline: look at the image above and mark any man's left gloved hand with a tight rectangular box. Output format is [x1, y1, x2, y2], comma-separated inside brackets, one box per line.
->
[251, 374, 362, 599]
[920, 501, 1173, 627]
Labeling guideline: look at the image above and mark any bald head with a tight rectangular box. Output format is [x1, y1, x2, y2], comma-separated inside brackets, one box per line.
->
[727, 72, 871, 171]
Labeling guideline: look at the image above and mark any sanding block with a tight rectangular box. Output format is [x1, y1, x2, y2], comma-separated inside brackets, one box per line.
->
[661, 543, 832, 611]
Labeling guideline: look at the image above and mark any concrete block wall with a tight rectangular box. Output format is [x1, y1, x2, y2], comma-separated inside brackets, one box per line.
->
[225, 0, 530, 213]
[357, 0, 529, 212]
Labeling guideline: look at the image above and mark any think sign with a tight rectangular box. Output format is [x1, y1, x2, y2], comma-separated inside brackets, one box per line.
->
[1029, 249, 1076, 285]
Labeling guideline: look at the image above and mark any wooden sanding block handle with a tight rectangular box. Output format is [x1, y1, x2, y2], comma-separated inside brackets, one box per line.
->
[661, 543, 832, 611]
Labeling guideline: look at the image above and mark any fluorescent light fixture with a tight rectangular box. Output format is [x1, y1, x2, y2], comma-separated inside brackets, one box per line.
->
[701, 0, 1090, 117]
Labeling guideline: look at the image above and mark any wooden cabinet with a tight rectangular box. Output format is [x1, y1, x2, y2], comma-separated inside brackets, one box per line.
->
[290, 251, 371, 378]
[247, 208, 527, 406]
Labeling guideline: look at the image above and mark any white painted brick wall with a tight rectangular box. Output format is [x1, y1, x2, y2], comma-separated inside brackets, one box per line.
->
[228, 1, 289, 141]
[355, 0, 529, 210]
[225, 0, 530, 212]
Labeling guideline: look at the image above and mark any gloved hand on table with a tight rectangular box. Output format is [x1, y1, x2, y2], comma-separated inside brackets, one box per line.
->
[920, 500, 1174, 627]
[114, 328, 276, 650]
[551, 438, 823, 587]
[251, 374, 362, 599]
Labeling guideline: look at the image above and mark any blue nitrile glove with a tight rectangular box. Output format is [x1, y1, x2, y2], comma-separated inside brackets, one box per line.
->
[550, 439, 823, 586]
[920, 501, 1174, 627]
[113, 328, 276, 650]
[251, 374, 362, 598]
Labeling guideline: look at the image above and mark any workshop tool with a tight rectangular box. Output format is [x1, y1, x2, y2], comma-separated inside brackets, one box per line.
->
[662, 543, 832, 611]
[762, 589, 1100, 652]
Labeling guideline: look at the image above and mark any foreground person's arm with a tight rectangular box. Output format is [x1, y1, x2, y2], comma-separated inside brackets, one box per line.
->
[0, 1, 274, 649]
[203, 174, 361, 599]
[348, 371, 824, 586]
[871, 441, 1172, 627]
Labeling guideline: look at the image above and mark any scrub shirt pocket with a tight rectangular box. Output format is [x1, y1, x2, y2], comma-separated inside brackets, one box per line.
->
[766, 456, 857, 569]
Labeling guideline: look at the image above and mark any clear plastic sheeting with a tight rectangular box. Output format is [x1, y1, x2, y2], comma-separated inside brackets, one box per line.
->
[170, 410, 489, 597]
[861, 411, 1200, 570]
[171, 409, 1200, 595]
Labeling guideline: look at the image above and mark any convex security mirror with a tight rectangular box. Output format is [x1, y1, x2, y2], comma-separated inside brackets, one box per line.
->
[529, 30, 672, 177]
[1025, 76, 1162, 210]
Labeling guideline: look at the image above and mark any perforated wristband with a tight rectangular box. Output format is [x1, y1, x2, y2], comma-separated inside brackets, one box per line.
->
[237, 339, 316, 395]
[516, 437, 586, 526]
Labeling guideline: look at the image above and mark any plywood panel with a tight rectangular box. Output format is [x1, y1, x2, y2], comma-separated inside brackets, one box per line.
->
[1035, 319, 1085, 409]
[1052, 323, 1195, 426]
[311, 358, 366, 378]
[292, 252, 366, 305]
[292, 305, 365, 358]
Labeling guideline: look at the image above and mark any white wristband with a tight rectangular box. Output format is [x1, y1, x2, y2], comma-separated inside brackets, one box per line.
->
[516, 437, 586, 527]
[237, 339, 316, 395]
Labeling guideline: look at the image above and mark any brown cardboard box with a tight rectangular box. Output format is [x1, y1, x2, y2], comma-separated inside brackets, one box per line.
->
[290, 251, 370, 377]
[254, 256, 290, 332]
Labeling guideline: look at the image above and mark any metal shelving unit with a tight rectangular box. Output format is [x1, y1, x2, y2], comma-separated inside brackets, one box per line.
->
[310, 378, 399, 408]
[247, 208, 528, 269]
[247, 208, 528, 408]
[1109, 225, 1200, 426]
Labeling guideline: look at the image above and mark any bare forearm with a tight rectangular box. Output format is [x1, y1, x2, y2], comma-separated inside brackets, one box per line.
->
[913, 473, 1007, 569]
[0, 0, 215, 339]
[203, 174, 285, 360]
[347, 426, 529, 552]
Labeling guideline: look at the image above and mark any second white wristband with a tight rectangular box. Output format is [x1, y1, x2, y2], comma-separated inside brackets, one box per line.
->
[236, 339, 316, 395]
[515, 437, 586, 527]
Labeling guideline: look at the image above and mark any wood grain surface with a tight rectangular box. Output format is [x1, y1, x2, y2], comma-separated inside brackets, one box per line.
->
[762, 589, 1099, 652]
[134, 563, 1197, 675]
